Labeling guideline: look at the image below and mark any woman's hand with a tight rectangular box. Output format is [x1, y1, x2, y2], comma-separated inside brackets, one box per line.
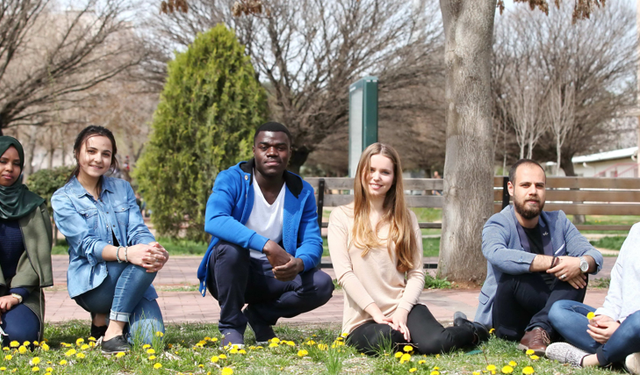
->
[0, 295, 20, 314]
[126, 243, 169, 272]
[587, 315, 619, 344]
[390, 308, 410, 341]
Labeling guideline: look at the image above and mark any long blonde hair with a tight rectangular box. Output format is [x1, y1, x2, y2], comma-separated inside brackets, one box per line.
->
[351, 143, 415, 273]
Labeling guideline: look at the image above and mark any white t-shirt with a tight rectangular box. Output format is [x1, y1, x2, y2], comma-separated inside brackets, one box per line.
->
[245, 173, 286, 260]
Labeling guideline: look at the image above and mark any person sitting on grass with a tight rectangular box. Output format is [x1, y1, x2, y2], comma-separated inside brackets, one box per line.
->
[52, 125, 169, 354]
[0, 136, 53, 347]
[545, 223, 640, 374]
[197, 122, 334, 348]
[328, 142, 488, 355]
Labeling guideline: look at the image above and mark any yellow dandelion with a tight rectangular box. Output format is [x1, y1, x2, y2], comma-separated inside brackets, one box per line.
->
[229, 348, 239, 354]
[40, 343, 49, 351]
[430, 371, 440, 375]
[317, 344, 328, 350]
[239, 349, 246, 354]
[221, 368, 233, 375]
[33, 342, 39, 347]
[487, 365, 497, 371]
[4, 355, 12, 360]
[509, 361, 517, 367]
[0, 367, 5, 371]
[149, 355, 157, 360]
[76, 338, 84, 345]
[31, 367, 39, 372]
[401, 353, 412, 362]
[23, 341, 31, 347]
[76, 352, 86, 359]
[297, 349, 308, 357]
[305, 340, 316, 345]
[410, 369, 417, 373]
[219, 354, 227, 359]
[341, 332, 348, 337]
[403, 345, 414, 353]
[147, 348, 156, 354]
[18, 346, 27, 354]
[522, 366, 535, 374]
[155, 331, 164, 337]
[395, 352, 403, 358]
[489, 328, 496, 334]
[530, 355, 540, 361]
[45, 368, 52, 373]
[269, 342, 279, 348]
[525, 349, 535, 355]
[435, 354, 440, 359]
[64, 349, 76, 357]
[502, 365, 514, 374]
[154, 363, 162, 369]
[58, 360, 67, 365]
[418, 360, 426, 364]
[211, 356, 219, 363]
[115, 352, 126, 358]
[2, 347, 8, 351]
[433, 367, 440, 370]
[270, 338, 280, 344]
[199, 364, 204, 368]
[88, 336, 96, 342]
[81, 344, 90, 350]
[32, 358, 41, 365]
[9, 341, 18, 348]
[473, 372, 481, 375]
[210, 337, 218, 342]
[285, 341, 295, 347]
[143, 344, 151, 349]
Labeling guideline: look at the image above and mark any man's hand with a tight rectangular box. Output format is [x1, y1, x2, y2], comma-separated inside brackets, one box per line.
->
[587, 315, 619, 344]
[0, 295, 19, 314]
[273, 257, 304, 281]
[263, 240, 291, 268]
[547, 256, 584, 287]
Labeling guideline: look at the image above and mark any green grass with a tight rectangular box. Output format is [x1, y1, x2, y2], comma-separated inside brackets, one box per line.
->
[52, 237, 209, 256]
[0, 322, 616, 374]
[424, 274, 452, 289]
[589, 236, 626, 251]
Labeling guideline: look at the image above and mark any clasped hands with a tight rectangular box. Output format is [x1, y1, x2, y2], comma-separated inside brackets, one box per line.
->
[587, 314, 619, 344]
[263, 240, 303, 281]
[127, 242, 170, 273]
[547, 256, 586, 289]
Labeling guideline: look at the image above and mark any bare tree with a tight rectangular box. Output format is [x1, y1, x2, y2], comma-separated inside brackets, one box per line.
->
[0, 0, 146, 135]
[547, 79, 575, 175]
[147, 0, 444, 173]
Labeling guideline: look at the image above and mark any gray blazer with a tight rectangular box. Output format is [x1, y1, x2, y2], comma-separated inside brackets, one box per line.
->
[474, 205, 603, 327]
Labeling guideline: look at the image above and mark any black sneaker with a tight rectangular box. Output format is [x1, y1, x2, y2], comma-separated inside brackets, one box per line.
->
[243, 307, 276, 345]
[101, 335, 130, 354]
[451, 312, 490, 345]
[90, 324, 107, 340]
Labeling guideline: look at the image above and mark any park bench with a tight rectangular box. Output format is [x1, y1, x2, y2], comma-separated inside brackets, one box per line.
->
[306, 176, 640, 268]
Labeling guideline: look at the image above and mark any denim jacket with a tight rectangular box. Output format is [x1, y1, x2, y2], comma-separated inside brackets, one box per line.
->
[52, 176, 157, 299]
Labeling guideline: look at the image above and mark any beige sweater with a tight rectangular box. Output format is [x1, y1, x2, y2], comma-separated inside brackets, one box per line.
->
[328, 205, 425, 334]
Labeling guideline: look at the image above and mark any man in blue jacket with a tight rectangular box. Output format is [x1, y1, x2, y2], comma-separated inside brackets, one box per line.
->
[474, 159, 602, 355]
[197, 122, 333, 347]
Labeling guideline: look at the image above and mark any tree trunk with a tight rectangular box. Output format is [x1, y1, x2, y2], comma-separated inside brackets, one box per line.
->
[560, 152, 585, 224]
[288, 147, 311, 175]
[438, 0, 495, 283]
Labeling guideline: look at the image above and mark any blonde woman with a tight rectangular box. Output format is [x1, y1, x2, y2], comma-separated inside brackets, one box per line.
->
[328, 143, 487, 354]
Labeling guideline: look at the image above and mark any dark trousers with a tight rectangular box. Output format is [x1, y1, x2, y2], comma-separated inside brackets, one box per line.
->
[206, 241, 334, 334]
[347, 304, 475, 355]
[1, 303, 39, 346]
[492, 272, 587, 341]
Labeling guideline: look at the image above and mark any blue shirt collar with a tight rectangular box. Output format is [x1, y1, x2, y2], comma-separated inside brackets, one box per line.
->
[68, 175, 114, 198]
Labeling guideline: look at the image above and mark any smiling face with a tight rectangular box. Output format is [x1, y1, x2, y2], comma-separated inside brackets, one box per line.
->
[508, 163, 546, 226]
[0, 146, 21, 187]
[76, 135, 113, 182]
[253, 131, 291, 179]
[365, 154, 395, 199]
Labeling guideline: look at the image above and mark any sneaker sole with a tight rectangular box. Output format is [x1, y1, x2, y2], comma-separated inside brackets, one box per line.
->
[516, 343, 546, 356]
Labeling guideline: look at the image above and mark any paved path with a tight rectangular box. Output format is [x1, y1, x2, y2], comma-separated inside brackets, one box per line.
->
[45, 255, 616, 327]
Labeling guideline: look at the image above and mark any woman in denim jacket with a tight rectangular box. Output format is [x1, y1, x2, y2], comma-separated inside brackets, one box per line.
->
[52, 126, 169, 354]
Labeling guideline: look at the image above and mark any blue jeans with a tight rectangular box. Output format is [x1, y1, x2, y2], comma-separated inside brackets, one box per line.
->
[549, 300, 640, 365]
[74, 261, 164, 344]
[206, 241, 334, 335]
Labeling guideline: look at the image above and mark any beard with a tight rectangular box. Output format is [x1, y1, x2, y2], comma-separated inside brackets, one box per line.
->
[514, 198, 544, 220]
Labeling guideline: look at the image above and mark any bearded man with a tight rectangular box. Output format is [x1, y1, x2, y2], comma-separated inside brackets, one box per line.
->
[474, 159, 603, 355]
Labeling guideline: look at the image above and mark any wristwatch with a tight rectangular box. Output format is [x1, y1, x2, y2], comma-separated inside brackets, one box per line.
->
[10, 293, 23, 303]
[579, 256, 589, 273]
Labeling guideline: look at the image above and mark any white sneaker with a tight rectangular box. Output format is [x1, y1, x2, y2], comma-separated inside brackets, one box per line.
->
[546, 342, 588, 367]
[626, 352, 640, 375]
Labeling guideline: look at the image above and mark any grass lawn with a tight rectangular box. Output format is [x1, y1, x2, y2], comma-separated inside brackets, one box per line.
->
[589, 236, 626, 251]
[1, 322, 616, 375]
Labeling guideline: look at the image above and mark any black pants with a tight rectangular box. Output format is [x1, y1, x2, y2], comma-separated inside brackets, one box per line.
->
[206, 241, 334, 334]
[347, 304, 475, 355]
[492, 272, 587, 341]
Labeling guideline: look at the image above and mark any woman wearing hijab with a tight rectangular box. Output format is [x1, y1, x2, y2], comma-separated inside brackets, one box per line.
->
[0, 136, 53, 346]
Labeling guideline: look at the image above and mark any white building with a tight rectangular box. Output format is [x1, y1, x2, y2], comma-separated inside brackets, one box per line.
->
[569, 147, 639, 177]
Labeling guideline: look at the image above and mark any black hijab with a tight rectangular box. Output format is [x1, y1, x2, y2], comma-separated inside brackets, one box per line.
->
[0, 136, 44, 220]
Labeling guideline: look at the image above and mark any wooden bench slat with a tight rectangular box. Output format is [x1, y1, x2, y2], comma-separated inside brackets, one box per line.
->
[305, 177, 444, 191]
[546, 177, 640, 189]
[493, 190, 640, 202]
[575, 225, 633, 231]
[323, 195, 443, 208]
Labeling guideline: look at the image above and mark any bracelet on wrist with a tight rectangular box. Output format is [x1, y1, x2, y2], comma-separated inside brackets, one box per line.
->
[116, 246, 124, 263]
[124, 246, 129, 263]
[549, 255, 558, 270]
[11, 293, 23, 304]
